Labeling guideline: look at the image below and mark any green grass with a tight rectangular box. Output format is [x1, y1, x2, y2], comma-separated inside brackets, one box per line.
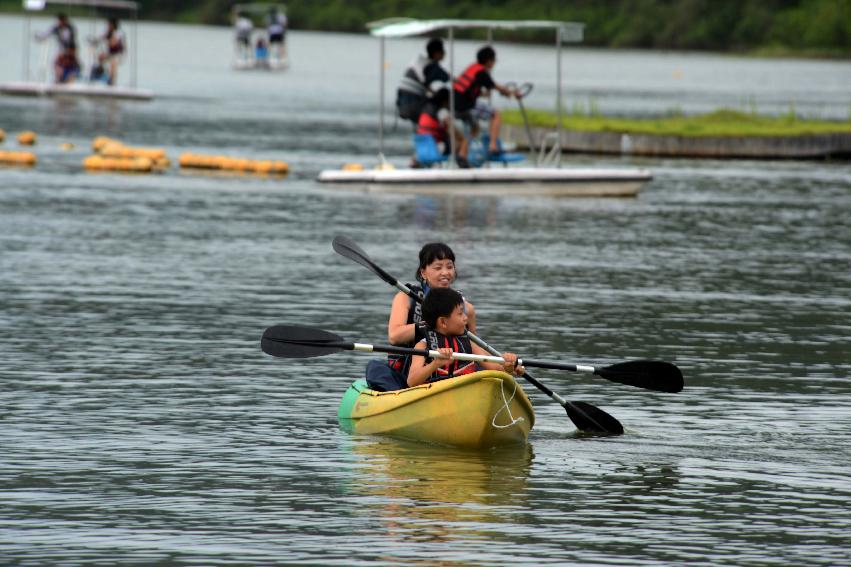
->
[503, 108, 851, 137]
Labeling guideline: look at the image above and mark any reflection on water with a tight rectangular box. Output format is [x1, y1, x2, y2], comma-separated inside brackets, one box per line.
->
[345, 437, 532, 545]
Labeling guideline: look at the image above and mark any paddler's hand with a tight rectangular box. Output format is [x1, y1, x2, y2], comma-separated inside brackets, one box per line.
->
[502, 352, 525, 376]
[436, 347, 453, 369]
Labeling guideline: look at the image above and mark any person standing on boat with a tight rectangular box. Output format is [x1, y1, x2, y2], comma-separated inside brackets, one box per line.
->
[234, 12, 253, 63]
[364, 242, 476, 391]
[416, 87, 468, 167]
[407, 287, 523, 387]
[453, 46, 516, 156]
[90, 18, 125, 85]
[396, 38, 450, 125]
[36, 13, 79, 84]
[267, 8, 287, 62]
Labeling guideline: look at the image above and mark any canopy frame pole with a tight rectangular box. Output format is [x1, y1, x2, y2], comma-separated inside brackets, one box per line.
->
[556, 27, 563, 167]
[23, 13, 31, 81]
[447, 26, 455, 169]
[132, 6, 138, 87]
[378, 36, 385, 161]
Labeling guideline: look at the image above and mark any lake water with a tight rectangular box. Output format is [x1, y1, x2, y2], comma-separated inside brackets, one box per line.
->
[1, 16, 850, 565]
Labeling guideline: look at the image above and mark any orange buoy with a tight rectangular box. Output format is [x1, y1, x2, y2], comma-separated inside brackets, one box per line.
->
[17, 131, 37, 145]
[0, 150, 37, 166]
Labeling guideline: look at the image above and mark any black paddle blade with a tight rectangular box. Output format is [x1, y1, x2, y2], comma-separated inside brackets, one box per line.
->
[565, 401, 624, 435]
[332, 235, 399, 286]
[261, 325, 350, 358]
[596, 360, 684, 393]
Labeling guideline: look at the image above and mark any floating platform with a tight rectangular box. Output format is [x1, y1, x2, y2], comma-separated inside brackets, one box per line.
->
[0, 81, 154, 101]
[232, 59, 289, 71]
[317, 166, 652, 197]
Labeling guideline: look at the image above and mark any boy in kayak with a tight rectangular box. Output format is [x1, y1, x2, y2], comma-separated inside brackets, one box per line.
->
[364, 242, 476, 392]
[407, 287, 524, 387]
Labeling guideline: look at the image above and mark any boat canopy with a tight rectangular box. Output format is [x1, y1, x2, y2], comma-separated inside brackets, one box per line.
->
[24, 0, 139, 11]
[367, 18, 584, 42]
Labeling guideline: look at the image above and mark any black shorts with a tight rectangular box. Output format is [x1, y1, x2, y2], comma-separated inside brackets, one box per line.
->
[269, 32, 284, 44]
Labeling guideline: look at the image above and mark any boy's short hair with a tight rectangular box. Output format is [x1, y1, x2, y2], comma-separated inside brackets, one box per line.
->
[422, 287, 464, 330]
[477, 46, 496, 65]
[426, 38, 444, 58]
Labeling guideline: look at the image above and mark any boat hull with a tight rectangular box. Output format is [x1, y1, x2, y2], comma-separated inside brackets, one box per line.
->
[317, 166, 651, 197]
[0, 81, 154, 101]
[338, 370, 535, 449]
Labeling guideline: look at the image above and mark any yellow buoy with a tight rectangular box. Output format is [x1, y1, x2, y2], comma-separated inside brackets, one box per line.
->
[83, 155, 154, 172]
[177, 152, 288, 175]
[59, 142, 75, 151]
[17, 131, 37, 145]
[92, 136, 121, 152]
[0, 150, 37, 166]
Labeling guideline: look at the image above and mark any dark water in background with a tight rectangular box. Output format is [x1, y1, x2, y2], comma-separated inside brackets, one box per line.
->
[1, 17, 851, 565]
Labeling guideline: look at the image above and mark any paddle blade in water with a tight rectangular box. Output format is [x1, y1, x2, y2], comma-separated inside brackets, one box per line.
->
[565, 401, 624, 435]
[596, 360, 684, 393]
[261, 325, 349, 358]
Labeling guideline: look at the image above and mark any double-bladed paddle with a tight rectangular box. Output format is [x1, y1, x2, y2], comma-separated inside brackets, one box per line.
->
[262, 325, 678, 392]
[332, 236, 681, 435]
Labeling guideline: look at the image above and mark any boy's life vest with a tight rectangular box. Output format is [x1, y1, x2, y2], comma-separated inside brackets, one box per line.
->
[424, 331, 477, 382]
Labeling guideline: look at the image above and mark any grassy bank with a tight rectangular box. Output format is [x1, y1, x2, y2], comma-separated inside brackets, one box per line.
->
[503, 109, 851, 137]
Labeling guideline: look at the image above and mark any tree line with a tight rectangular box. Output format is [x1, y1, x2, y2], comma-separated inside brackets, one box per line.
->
[4, 0, 849, 54]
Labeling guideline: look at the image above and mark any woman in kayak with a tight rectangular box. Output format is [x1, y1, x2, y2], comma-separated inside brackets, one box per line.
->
[364, 242, 476, 391]
[407, 287, 523, 387]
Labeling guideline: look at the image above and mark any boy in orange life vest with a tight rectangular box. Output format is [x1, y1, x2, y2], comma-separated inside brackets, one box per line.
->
[416, 88, 468, 166]
[453, 46, 516, 156]
[407, 287, 525, 387]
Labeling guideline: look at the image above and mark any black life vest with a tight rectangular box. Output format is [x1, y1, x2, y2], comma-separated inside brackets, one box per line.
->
[387, 283, 426, 375]
[453, 62, 485, 101]
[425, 331, 477, 382]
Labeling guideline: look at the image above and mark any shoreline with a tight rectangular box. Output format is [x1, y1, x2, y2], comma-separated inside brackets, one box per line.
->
[503, 110, 851, 159]
[504, 126, 851, 159]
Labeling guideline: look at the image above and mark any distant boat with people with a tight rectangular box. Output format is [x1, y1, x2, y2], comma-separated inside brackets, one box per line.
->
[317, 18, 652, 198]
[0, 0, 153, 101]
[231, 3, 289, 71]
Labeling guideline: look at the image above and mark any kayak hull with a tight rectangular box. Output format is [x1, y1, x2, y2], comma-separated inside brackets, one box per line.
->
[338, 370, 534, 449]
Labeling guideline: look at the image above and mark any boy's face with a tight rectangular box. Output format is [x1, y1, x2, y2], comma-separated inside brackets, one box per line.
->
[438, 304, 468, 335]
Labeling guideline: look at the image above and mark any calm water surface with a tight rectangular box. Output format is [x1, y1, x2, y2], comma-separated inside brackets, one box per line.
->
[1, 17, 850, 566]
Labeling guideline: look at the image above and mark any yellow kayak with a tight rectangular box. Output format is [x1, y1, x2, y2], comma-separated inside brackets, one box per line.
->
[337, 370, 535, 449]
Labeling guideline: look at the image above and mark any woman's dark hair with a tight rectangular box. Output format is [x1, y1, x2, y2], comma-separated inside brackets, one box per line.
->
[422, 287, 464, 330]
[416, 242, 456, 282]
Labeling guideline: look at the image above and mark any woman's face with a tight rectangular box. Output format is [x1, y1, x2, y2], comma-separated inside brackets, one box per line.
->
[420, 257, 456, 288]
